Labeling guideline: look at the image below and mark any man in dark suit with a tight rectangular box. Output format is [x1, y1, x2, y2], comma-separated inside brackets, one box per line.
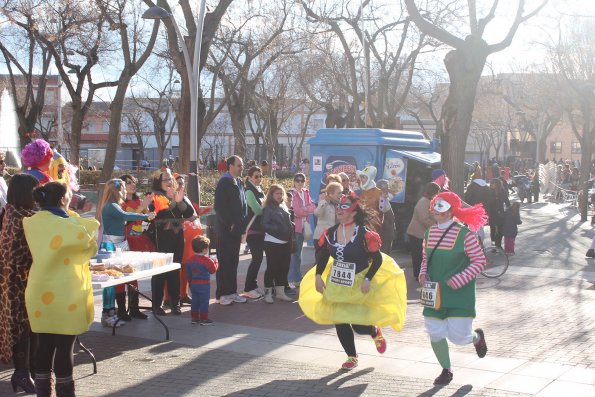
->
[214, 155, 249, 305]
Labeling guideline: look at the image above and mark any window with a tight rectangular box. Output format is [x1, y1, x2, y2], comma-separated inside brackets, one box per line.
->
[550, 141, 562, 154]
[571, 142, 581, 154]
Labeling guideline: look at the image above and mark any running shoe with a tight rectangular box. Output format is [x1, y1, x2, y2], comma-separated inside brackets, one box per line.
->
[373, 327, 387, 354]
[341, 356, 358, 371]
[219, 295, 233, 306]
[180, 296, 192, 305]
[200, 319, 214, 326]
[243, 289, 263, 299]
[473, 328, 488, 358]
[433, 368, 453, 385]
[230, 293, 247, 303]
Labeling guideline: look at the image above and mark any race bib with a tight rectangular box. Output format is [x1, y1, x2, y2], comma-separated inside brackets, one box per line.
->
[329, 261, 356, 287]
[420, 281, 441, 310]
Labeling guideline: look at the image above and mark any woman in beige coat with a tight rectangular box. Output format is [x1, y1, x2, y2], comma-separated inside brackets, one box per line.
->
[406, 182, 440, 279]
[313, 182, 343, 259]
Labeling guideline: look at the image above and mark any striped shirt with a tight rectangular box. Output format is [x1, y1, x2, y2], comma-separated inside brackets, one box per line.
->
[420, 222, 486, 289]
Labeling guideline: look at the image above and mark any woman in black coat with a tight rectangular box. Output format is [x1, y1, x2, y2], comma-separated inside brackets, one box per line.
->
[487, 178, 510, 249]
[147, 170, 195, 315]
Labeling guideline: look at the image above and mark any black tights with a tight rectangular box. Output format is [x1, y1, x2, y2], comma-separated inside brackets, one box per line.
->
[36, 333, 76, 378]
[335, 324, 377, 357]
[12, 331, 36, 372]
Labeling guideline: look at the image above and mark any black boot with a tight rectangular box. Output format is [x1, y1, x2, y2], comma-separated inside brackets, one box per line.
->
[34, 372, 54, 397]
[129, 289, 147, 320]
[11, 369, 36, 393]
[55, 376, 75, 397]
[115, 293, 131, 321]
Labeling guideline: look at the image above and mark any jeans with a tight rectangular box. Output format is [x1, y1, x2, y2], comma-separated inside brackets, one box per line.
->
[244, 234, 265, 292]
[190, 283, 210, 318]
[288, 232, 304, 284]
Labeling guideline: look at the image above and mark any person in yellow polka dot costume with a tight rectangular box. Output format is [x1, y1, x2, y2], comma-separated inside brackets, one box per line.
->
[23, 182, 99, 396]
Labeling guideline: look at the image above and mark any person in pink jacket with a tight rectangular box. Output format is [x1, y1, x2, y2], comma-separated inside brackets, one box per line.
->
[288, 173, 316, 289]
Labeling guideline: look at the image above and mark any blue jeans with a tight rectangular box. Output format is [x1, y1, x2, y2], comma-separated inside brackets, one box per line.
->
[288, 232, 305, 284]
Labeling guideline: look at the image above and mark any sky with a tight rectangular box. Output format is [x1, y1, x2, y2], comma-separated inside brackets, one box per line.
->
[1, 0, 594, 102]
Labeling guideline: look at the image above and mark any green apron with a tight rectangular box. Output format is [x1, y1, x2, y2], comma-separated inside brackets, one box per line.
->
[423, 224, 476, 319]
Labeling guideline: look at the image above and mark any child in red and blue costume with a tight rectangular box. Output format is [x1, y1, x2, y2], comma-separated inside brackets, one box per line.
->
[186, 235, 218, 325]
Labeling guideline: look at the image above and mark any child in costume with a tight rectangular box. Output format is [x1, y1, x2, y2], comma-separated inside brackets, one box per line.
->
[24, 182, 99, 396]
[299, 195, 407, 371]
[419, 191, 488, 385]
[502, 202, 522, 255]
[21, 139, 53, 184]
[186, 235, 218, 325]
[356, 166, 383, 233]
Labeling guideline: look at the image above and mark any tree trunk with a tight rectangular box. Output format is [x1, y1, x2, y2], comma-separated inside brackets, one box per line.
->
[69, 103, 84, 167]
[228, 101, 247, 158]
[99, 77, 131, 184]
[440, 46, 488, 196]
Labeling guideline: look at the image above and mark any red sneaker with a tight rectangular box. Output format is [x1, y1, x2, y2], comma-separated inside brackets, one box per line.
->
[373, 327, 387, 354]
[341, 356, 358, 371]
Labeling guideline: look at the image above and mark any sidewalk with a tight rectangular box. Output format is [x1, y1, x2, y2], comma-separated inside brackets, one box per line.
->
[1, 200, 594, 396]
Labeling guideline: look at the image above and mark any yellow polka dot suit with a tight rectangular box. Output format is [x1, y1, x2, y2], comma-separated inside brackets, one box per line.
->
[23, 211, 99, 335]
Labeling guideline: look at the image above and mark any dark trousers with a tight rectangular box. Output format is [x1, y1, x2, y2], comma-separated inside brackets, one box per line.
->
[152, 269, 181, 308]
[489, 219, 503, 248]
[12, 331, 36, 372]
[244, 234, 265, 292]
[335, 324, 377, 357]
[36, 333, 76, 378]
[263, 241, 291, 288]
[216, 233, 242, 298]
[408, 234, 424, 279]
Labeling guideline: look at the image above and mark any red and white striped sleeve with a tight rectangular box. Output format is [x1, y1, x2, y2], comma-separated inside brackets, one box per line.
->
[419, 233, 429, 277]
[449, 232, 486, 289]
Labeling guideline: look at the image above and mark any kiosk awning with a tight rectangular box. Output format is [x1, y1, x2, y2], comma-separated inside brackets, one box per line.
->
[390, 150, 441, 165]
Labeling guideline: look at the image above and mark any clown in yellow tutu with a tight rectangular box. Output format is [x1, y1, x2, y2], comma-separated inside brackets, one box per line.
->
[298, 195, 407, 371]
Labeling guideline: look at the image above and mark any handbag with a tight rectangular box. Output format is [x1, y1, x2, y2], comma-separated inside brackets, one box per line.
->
[289, 229, 298, 254]
[420, 222, 455, 311]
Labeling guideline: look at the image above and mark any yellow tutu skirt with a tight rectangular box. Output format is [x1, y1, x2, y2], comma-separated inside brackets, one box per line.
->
[298, 253, 407, 331]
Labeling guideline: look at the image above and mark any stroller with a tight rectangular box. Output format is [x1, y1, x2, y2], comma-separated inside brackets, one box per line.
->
[513, 175, 532, 203]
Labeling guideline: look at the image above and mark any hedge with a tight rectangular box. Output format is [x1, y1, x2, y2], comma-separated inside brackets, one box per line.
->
[3, 168, 298, 207]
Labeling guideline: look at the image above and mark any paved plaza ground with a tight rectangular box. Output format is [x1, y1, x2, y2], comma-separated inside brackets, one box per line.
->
[1, 198, 594, 396]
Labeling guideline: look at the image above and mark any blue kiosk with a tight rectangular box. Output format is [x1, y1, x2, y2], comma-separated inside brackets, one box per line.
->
[308, 128, 441, 204]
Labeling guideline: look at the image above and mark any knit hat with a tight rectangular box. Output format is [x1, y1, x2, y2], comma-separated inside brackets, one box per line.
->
[430, 191, 487, 232]
[431, 169, 449, 190]
[22, 139, 53, 168]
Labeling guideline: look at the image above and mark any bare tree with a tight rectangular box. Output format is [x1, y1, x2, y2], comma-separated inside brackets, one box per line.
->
[212, 0, 296, 158]
[0, 6, 53, 149]
[550, 20, 595, 221]
[404, 0, 547, 195]
[144, 0, 234, 173]
[298, 0, 439, 129]
[96, 0, 161, 184]
[31, 1, 119, 166]
[122, 103, 151, 163]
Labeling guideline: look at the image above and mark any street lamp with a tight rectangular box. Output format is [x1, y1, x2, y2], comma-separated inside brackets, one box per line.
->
[142, 3, 207, 206]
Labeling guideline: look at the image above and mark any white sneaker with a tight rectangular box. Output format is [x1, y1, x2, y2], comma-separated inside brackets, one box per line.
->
[219, 295, 234, 306]
[243, 289, 263, 299]
[230, 293, 247, 303]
